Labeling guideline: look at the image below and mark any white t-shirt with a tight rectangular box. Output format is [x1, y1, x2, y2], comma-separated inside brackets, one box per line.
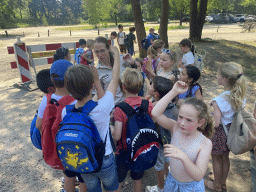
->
[212, 91, 246, 125]
[38, 94, 77, 118]
[118, 32, 125, 45]
[182, 51, 194, 66]
[62, 91, 115, 156]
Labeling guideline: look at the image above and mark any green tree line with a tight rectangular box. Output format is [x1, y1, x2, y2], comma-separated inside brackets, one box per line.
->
[1, 0, 256, 29]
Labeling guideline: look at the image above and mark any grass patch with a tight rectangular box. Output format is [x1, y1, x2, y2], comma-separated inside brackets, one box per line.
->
[55, 23, 133, 31]
[144, 25, 187, 31]
[194, 40, 256, 80]
[0, 34, 21, 38]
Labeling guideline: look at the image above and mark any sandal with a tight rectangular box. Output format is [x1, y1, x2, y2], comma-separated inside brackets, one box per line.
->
[204, 180, 222, 192]
[208, 172, 214, 181]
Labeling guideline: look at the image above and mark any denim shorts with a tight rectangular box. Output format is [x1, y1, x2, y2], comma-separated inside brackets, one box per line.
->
[164, 172, 205, 192]
[81, 153, 119, 192]
[154, 145, 170, 171]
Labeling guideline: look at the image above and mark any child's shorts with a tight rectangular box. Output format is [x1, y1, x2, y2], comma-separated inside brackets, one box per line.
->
[116, 149, 144, 183]
[81, 153, 119, 192]
[164, 172, 205, 192]
[63, 170, 84, 183]
[154, 145, 170, 172]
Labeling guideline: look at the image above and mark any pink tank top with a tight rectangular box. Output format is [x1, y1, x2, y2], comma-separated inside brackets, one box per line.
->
[169, 130, 205, 182]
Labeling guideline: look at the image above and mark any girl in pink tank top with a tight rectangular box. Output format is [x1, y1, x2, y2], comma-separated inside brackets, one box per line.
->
[152, 81, 214, 191]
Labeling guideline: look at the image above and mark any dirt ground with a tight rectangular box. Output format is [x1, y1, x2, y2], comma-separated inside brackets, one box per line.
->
[0, 23, 256, 192]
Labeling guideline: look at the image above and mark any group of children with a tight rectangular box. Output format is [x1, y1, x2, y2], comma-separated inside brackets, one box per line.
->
[33, 33, 253, 192]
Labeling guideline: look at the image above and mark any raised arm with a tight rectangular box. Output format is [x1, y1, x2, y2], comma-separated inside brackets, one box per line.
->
[90, 66, 104, 100]
[107, 46, 120, 96]
[152, 81, 188, 131]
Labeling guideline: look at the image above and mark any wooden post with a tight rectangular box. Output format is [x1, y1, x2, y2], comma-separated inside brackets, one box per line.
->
[98, 29, 100, 35]
[48, 30, 49, 37]
[5, 31, 8, 37]
[38, 32, 40, 37]
[23, 32, 25, 37]
[217, 26, 219, 32]
[70, 30, 71, 36]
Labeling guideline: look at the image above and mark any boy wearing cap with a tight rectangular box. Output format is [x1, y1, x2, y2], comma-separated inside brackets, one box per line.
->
[35, 59, 87, 192]
[147, 28, 155, 45]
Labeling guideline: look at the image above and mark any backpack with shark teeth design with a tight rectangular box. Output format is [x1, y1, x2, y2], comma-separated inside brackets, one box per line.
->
[116, 100, 159, 173]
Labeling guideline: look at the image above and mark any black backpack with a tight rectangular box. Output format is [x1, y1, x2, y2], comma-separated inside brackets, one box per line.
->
[124, 33, 132, 48]
[116, 100, 159, 173]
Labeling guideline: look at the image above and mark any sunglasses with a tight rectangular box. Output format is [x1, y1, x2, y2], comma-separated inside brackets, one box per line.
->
[161, 48, 174, 59]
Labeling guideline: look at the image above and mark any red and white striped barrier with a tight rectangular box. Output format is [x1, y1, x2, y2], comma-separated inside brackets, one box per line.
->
[7, 37, 79, 88]
[13, 38, 31, 83]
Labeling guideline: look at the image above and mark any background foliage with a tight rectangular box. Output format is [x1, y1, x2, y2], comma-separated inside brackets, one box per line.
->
[1, 0, 256, 29]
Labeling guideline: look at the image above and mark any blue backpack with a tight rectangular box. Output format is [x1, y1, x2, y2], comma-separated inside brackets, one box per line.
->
[55, 100, 107, 174]
[116, 100, 159, 173]
[141, 38, 150, 50]
[30, 113, 42, 150]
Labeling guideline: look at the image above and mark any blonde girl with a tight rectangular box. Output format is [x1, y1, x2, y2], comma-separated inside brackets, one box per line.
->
[143, 39, 165, 80]
[157, 49, 179, 83]
[152, 81, 214, 191]
[134, 58, 150, 97]
[205, 62, 247, 192]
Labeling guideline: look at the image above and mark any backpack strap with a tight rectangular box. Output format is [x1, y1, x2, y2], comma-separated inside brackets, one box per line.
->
[140, 100, 149, 113]
[57, 95, 75, 106]
[68, 100, 97, 115]
[116, 102, 135, 117]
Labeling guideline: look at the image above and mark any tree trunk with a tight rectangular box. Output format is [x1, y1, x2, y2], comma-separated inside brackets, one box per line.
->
[131, 0, 147, 58]
[179, 9, 183, 26]
[159, 0, 169, 48]
[20, 9, 23, 19]
[189, 0, 208, 41]
[189, 0, 199, 41]
[197, 0, 208, 38]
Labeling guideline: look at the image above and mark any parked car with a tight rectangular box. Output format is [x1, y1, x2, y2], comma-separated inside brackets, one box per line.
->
[205, 16, 213, 23]
[246, 15, 256, 21]
[158, 18, 170, 23]
[181, 16, 190, 22]
[236, 14, 246, 22]
[210, 13, 237, 24]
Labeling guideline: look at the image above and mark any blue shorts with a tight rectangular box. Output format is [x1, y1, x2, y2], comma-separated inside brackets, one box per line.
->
[63, 170, 84, 183]
[164, 172, 205, 192]
[127, 47, 134, 56]
[81, 153, 119, 192]
[116, 149, 144, 183]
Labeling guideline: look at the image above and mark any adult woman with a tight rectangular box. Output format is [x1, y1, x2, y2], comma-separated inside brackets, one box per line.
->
[94, 36, 135, 104]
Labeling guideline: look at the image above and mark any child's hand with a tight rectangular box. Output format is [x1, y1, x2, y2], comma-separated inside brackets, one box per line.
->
[173, 81, 188, 94]
[110, 45, 119, 55]
[164, 144, 186, 160]
[148, 55, 153, 61]
[123, 53, 134, 64]
[89, 66, 99, 82]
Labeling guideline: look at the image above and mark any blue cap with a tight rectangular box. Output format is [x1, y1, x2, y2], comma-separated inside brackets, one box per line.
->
[50, 59, 73, 80]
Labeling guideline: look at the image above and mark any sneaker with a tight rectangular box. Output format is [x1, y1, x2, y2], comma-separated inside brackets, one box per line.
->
[60, 188, 79, 192]
[145, 185, 164, 192]
[60, 176, 80, 187]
